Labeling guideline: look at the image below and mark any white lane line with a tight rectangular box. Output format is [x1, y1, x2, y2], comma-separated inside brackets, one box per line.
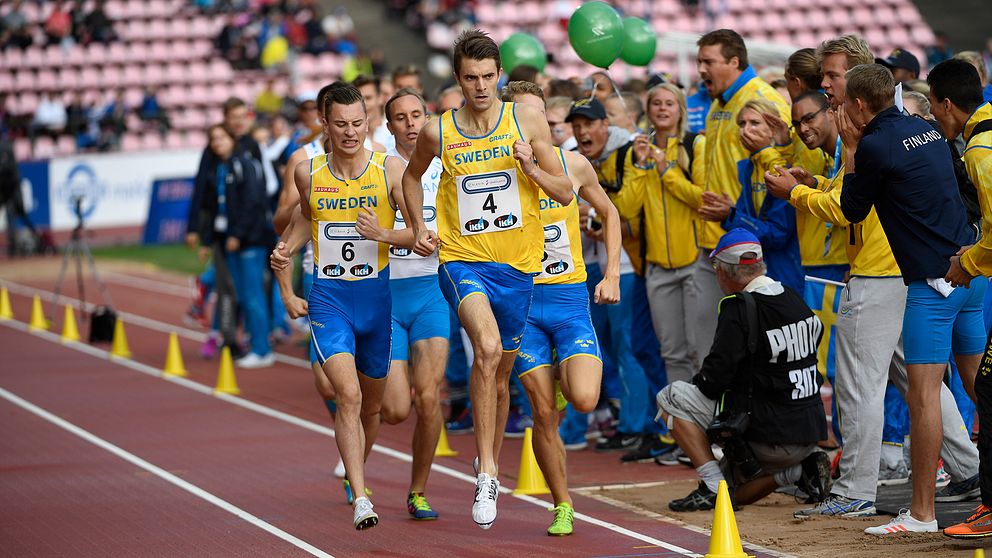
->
[2, 319, 706, 557]
[573, 481, 673, 493]
[0, 386, 335, 558]
[579, 492, 796, 558]
[101, 271, 194, 297]
[1, 280, 312, 369]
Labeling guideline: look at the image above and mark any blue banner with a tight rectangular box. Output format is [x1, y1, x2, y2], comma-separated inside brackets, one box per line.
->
[143, 177, 194, 244]
[15, 161, 50, 228]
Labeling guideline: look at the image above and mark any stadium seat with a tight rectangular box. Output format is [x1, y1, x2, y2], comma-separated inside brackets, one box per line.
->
[14, 138, 32, 161]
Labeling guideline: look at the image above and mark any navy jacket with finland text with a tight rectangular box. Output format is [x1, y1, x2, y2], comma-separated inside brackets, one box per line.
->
[840, 106, 972, 284]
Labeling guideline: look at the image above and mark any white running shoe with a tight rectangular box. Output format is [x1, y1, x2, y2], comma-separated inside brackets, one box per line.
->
[334, 458, 346, 478]
[235, 352, 275, 369]
[353, 497, 378, 530]
[864, 509, 937, 535]
[472, 473, 499, 529]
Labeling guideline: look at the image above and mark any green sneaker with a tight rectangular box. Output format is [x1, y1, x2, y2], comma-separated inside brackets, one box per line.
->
[555, 381, 567, 412]
[407, 492, 439, 520]
[547, 502, 574, 536]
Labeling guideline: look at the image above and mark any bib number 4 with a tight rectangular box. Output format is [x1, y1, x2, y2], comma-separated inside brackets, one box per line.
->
[456, 170, 523, 236]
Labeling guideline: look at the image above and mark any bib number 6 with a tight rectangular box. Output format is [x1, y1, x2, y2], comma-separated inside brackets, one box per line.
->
[342, 242, 355, 262]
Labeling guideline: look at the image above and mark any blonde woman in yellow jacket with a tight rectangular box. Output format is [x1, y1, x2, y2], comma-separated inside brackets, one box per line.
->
[619, 82, 707, 385]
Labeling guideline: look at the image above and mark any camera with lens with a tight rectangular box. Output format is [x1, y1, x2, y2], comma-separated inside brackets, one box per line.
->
[706, 409, 762, 481]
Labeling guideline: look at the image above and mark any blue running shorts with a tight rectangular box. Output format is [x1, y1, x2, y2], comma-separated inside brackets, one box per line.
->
[390, 274, 450, 361]
[308, 270, 392, 379]
[514, 283, 601, 377]
[903, 279, 987, 365]
[438, 261, 534, 352]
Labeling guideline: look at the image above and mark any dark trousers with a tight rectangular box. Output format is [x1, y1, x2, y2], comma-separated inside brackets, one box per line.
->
[979, 333, 992, 507]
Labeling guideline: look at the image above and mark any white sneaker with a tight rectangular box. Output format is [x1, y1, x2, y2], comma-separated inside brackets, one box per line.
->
[864, 509, 938, 535]
[472, 473, 499, 529]
[353, 497, 378, 530]
[334, 458, 346, 478]
[236, 352, 275, 369]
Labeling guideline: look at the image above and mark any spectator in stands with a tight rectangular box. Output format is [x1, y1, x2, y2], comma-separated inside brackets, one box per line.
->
[508, 64, 540, 85]
[685, 81, 710, 134]
[902, 90, 932, 119]
[546, 96, 575, 151]
[216, 13, 241, 63]
[65, 92, 89, 142]
[547, 78, 582, 101]
[99, 89, 128, 147]
[876, 49, 920, 84]
[603, 93, 638, 134]
[30, 91, 67, 148]
[352, 74, 392, 151]
[392, 64, 423, 93]
[588, 71, 616, 102]
[955, 51, 992, 103]
[784, 48, 822, 103]
[770, 79, 790, 105]
[905, 79, 931, 97]
[83, 0, 116, 44]
[44, 0, 73, 47]
[435, 85, 463, 113]
[322, 6, 356, 55]
[0, 138, 41, 256]
[1, 0, 34, 50]
[0, 94, 10, 140]
[255, 78, 283, 116]
[138, 86, 170, 138]
[290, 96, 320, 145]
[926, 31, 954, 69]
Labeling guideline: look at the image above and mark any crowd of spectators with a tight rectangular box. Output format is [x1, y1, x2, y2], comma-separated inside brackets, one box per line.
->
[0, 0, 117, 51]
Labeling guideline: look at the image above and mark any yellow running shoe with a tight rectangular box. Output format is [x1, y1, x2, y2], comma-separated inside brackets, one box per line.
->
[555, 381, 567, 412]
[547, 502, 574, 536]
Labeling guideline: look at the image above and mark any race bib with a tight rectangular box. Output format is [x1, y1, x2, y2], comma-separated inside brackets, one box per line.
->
[316, 222, 378, 279]
[456, 169, 523, 236]
[538, 220, 574, 279]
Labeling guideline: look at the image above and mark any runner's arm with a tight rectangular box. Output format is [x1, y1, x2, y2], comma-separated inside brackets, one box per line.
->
[573, 155, 620, 304]
[357, 156, 415, 248]
[517, 103, 573, 205]
[273, 147, 307, 234]
[402, 119, 441, 256]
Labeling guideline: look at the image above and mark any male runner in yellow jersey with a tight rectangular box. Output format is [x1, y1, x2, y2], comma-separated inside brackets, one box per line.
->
[400, 30, 574, 529]
[273, 82, 414, 531]
[500, 81, 621, 536]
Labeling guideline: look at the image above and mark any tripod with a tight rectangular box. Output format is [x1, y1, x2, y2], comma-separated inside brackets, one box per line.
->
[53, 197, 114, 326]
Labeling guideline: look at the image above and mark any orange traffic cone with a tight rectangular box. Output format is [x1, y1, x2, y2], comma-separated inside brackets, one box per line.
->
[28, 295, 48, 331]
[704, 480, 754, 558]
[512, 426, 549, 495]
[214, 346, 240, 395]
[435, 425, 458, 457]
[162, 332, 187, 377]
[110, 318, 131, 358]
[61, 305, 80, 343]
[0, 287, 13, 320]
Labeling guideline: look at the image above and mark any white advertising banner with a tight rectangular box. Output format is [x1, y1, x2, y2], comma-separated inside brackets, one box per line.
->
[48, 149, 202, 231]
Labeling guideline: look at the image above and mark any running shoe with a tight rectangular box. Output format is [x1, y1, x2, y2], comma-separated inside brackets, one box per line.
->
[595, 431, 639, 452]
[655, 446, 686, 467]
[877, 460, 910, 486]
[796, 451, 832, 504]
[472, 473, 500, 529]
[620, 435, 676, 463]
[935, 473, 981, 502]
[935, 462, 951, 488]
[669, 481, 719, 512]
[200, 335, 218, 359]
[235, 352, 275, 369]
[943, 504, 992, 539]
[563, 438, 588, 451]
[794, 494, 875, 518]
[504, 408, 533, 439]
[353, 497, 379, 530]
[445, 409, 474, 435]
[554, 381, 567, 412]
[864, 509, 937, 535]
[547, 502, 574, 536]
[407, 492, 439, 520]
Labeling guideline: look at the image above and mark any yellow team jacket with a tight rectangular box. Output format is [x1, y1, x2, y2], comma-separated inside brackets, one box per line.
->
[959, 102, 992, 276]
[595, 144, 649, 275]
[610, 134, 706, 269]
[437, 102, 543, 274]
[536, 147, 586, 285]
[700, 72, 791, 249]
[788, 148, 901, 277]
[790, 140, 849, 268]
[309, 151, 395, 280]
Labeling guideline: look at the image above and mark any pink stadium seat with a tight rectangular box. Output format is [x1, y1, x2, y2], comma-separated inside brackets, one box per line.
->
[105, 42, 129, 65]
[873, 5, 896, 25]
[14, 138, 32, 162]
[36, 69, 58, 91]
[23, 46, 44, 69]
[887, 26, 911, 49]
[165, 131, 186, 150]
[147, 20, 168, 41]
[475, 2, 497, 24]
[0, 71, 11, 92]
[865, 28, 888, 50]
[34, 137, 56, 159]
[14, 70, 36, 92]
[121, 133, 142, 152]
[56, 135, 76, 156]
[896, 4, 920, 22]
[140, 132, 162, 151]
[851, 6, 872, 26]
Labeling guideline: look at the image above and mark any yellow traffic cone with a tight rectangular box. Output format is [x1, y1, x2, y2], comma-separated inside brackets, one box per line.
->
[435, 425, 458, 457]
[162, 332, 187, 377]
[28, 295, 48, 331]
[61, 305, 80, 343]
[975, 549, 985, 558]
[512, 426, 550, 495]
[214, 346, 240, 395]
[704, 480, 754, 558]
[110, 318, 132, 358]
[0, 287, 13, 320]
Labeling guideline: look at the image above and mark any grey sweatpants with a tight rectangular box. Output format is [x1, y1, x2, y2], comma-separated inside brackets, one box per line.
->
[646, 263, 699, 385]
[832, 276, 979, 502]
[691, 251, 722, 358]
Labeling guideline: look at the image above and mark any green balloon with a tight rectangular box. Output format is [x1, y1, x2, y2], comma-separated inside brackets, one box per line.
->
[500, 32, 547, 73]
[620, 17, 656, 66]
[568, 1, 624, 69]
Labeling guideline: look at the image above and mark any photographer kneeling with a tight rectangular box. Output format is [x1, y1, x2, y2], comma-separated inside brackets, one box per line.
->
[657, 229, 832, 511]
